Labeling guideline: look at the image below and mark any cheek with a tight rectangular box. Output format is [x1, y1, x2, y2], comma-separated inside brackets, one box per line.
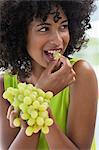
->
[63, 31, 70, 46]
[30, 35, 47, 48]
[27, 36, 40, 52]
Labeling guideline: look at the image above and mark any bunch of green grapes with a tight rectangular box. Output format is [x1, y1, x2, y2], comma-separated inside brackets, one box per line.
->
[3, 83, 53, 136]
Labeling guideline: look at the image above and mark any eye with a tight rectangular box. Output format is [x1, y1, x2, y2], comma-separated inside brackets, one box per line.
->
[60, 24, 68, 30]
[38, 27, 49, 32]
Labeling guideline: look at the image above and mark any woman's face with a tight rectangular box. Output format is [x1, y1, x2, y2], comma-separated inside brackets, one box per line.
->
[27, 7, 70, 68]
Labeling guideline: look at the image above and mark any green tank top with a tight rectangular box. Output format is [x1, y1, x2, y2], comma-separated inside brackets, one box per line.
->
[3, 58, 96, 150]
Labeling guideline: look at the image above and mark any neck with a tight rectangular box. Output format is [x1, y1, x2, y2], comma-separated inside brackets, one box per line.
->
[26, 60, 45, 85]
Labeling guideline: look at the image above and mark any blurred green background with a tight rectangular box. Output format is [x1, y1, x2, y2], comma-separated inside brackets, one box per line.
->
[74, 38, 99, 65]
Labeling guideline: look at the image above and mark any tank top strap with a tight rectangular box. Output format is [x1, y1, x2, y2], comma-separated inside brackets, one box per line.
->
[3, 72, 18, 90]
[69, 57, 80, 65]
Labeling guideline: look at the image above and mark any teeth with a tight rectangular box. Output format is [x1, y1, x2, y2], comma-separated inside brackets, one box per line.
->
[47, 50, 60, 54]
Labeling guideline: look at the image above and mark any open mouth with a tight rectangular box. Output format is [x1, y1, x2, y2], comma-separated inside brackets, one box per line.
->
[44, 49, 61, 61]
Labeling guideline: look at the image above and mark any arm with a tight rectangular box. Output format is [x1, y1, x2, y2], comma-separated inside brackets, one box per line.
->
[45, 109, 78, 150]
[8, 128, 39, 150]
[45, 60, 98, 149]
[0, 75, 40, 150]
[0, 75, 19, 150]
[67, 60, 98, 149]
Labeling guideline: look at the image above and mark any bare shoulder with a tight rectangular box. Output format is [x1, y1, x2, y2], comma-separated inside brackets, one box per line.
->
[73, 59, 97, 80]
[70, 58, 98, 101]
[71, 59, 98, 90]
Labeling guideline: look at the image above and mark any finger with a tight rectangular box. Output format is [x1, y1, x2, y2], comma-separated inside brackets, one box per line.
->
[60, 70, 75, 85]
[68, 76, 76, 86]
[20, 118, 27, 129]
[71, 68, 76, 76]
[60, 57, 71, 67]
[7, 105, 14, 119]
[67, 68, 76, 81]
[56, 58, 72, 73]
[52, 64, 72, 77]
[53, 57, 76, 77]
[9, 109, 19, 128]
[45, 60, 58, 74]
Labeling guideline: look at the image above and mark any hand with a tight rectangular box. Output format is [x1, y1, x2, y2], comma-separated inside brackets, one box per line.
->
[36, 56, 76, 95]
[7, 105, 27, 129]
[7, 106, 40, 150]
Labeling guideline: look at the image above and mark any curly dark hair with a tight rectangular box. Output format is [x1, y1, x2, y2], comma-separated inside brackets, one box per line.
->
[0, 0, 96, 79]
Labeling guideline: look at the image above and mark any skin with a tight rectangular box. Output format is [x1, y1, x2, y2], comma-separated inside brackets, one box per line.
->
[0, 7, 98, 150]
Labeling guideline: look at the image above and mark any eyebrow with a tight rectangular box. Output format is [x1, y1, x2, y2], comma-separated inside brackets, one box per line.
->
[37, 19, 68, 26]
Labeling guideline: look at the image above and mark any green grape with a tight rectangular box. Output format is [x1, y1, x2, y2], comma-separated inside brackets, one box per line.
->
[19, 103, 28, 113]
[18, 83, 26, 93]
[53, 51, 62, 60]
[36, 116, 44, 126]
[43, 102, 49, 109]
[39, 102, 49, 111]
[7, 87, 15, 94]
[28, 105, 34, 114]
[27, 118, 35, 126]
[24, 89, 30, 96]
[44, 99, 50, 104]
[21, 112, 30, 120]
[23, 96, 32, 105]
[30, 93, 37, 101]
[7, 88, 19, 96]
[7, 96, 14, 104]
[37, 88, 45, 97]
[33, 101, 40, 109]
[39, 104, 47, 111]
[18, 82, 26, 88]
[18, 87, 25, 94]
[32, 125, 41, 133]
[3, 91, 14, 104]
[25, 126, 34, 136]
[32, 91, 38, 98]
[32, 86, 38, 91]
[3, 91, 9, 99]
[37, 96, 44, 104]
[45, 118, 53, 126]
[41, 126, 49, 134]
[45, 91, 53, 99]
[31, 110, 38, 119]
[39, 110, 48, 119]
[39, 105, 45, 111]
[27, 84, 34, 91]
[18, 94, 24, 102]
[13, 118, 21, 127]
[13, 89, 19, 96]
[27, 105, 34, 114]
[12, 98, 21, 109]
[7, 87, 15, 98]
[7, 87, 14, 91]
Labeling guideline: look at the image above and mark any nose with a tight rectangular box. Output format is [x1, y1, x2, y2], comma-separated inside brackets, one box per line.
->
[49, 31, 63, 47]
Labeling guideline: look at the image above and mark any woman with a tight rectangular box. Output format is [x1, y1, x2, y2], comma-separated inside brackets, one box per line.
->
[0, 0, 98, 149]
